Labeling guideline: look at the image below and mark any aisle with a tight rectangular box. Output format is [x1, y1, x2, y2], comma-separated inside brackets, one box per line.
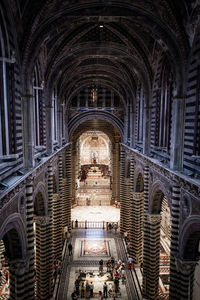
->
[57, 230, 137, 300]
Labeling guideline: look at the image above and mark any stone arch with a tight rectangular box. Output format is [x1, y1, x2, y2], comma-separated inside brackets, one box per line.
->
[33, 182, 48, 216]
[149, 180, 171, 214]
[0, 213, 27, 260]
[68, 110, 124, 142]
[179, 216, 200, 260]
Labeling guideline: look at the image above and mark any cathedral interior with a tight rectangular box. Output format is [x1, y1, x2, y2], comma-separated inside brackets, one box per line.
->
[0, 1, 200, 299]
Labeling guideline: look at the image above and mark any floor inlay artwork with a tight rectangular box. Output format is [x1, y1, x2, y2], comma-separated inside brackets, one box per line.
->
[81, 239, 110, 257]
[73, 237, 117, 261]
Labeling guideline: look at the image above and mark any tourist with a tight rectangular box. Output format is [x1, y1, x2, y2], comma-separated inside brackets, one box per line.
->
[71, 291, 78, 300]
[114, 277, 119, 293]
[90, 281, 94, 297]
[86, 281, 90, 298]
[75, 278, 80, 295]
[114, 223, 118, 233]
[75, 219, 78, 228]
[108, 223, 112, 232]
[103, 281, 108, 298]
[127, 256, 133, 270]
[98, 291, 103, 300]
[99, 259, 103, 274]
[121, 269, 126, 284]
[111, 257, 115, 269]
[124, 231, 128, 243]
[81, 282, 85, 298]
[68, 242, 73, 256]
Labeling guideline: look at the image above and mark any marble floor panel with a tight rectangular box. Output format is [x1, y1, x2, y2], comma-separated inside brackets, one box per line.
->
[71, 206, 120, 222]
[73, 238, 118, 261]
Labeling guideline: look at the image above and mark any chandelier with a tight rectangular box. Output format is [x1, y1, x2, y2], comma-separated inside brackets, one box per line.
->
[91, 87, 98, 103]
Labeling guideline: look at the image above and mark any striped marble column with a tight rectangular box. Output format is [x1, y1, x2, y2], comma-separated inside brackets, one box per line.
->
[35, 216, 52, 300]
[125, 178, 131, 233]
[120, 148, 126, 233]
[9, 263, 15, 300]
[62, 145, 72, 232]
[24, 179, 35, 299]
[174, 259, 196, 299]
[52, 193, 63, 260]
[169, 184, 181, 299]
[15, 262, 26, 300]
[47, 163, 54, 295]
[71, 145, 76, 205]
[130, 191, 144, 265]
[51, 151, 63, 261]
[112, 143, 120, 203]
[143, 213, 161, 300]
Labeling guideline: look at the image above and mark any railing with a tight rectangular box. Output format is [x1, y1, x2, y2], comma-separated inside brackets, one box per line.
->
[72, 220, 107, 229]
[72, 220, 120, 230]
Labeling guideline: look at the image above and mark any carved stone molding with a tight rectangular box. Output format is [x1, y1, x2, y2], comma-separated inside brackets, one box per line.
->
[34, 216, 50, 225]
[175, 257, 198, 275]
[146, 213, 161, 224]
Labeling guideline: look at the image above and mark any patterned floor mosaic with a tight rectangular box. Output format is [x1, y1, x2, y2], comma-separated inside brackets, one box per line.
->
[81, 239, 110, 257]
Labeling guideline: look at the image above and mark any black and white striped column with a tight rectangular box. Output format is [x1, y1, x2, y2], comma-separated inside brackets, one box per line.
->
[120, 148, 126, 233]
[174, 258, 196, 300]
[52, 153, 63, 260]
[35, 216, 52, 300]
[62, 145, 72, 232]
[143, 213, 161, 300]
[130, 191, 144, 265]
[169, 184, 181, 299]
[9, 261, 25, 300]
[24, 179, 35, 299]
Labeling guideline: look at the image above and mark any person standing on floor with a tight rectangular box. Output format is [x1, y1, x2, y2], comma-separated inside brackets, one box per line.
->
[86, 281, 90, 298]
[99, 259, 103, 274]
[68, 242, 73, 256]
[90, 281, 94, 297]
[127, 255, 133, 270]
[81, 282, 85, 298]
[103, 281, 108, 298]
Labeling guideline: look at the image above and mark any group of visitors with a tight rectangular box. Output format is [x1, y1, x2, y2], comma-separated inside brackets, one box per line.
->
[71, 280, 109, 299]
[72, 279, 95, 299]
[107, 222, 118, 233]
[52, 256, 62, 284]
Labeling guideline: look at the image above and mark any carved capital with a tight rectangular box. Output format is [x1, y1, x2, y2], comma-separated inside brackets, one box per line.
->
[175, 257, 197, 275]
[34, 216, 50, 225]
[146, 213, 161, 224]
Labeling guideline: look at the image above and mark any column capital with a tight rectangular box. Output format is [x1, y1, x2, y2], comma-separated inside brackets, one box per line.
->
[133, 191, 144, 199]
[34, 216, 50, 225]
[146, 213, 161, 224]
[175, 257, 198, 275]
[9, 259, 27, 275]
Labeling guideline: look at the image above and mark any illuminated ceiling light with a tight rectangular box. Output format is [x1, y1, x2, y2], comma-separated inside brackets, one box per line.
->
[91, 87, 98, 103]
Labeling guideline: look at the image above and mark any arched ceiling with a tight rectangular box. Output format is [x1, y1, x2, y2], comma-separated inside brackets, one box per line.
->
[13, 0, 192, 105]
[71, 119, 121, 144]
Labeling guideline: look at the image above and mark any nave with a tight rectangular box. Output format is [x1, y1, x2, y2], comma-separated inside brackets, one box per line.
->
[56, 229, 134, 300]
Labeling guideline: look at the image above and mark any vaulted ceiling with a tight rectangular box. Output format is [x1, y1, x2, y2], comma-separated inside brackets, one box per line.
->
[8, 0, 195, 105]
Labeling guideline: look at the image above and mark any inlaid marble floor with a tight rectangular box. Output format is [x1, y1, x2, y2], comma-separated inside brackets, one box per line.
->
[71, 206, 120, 222]
[57, 230, 133, 300]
